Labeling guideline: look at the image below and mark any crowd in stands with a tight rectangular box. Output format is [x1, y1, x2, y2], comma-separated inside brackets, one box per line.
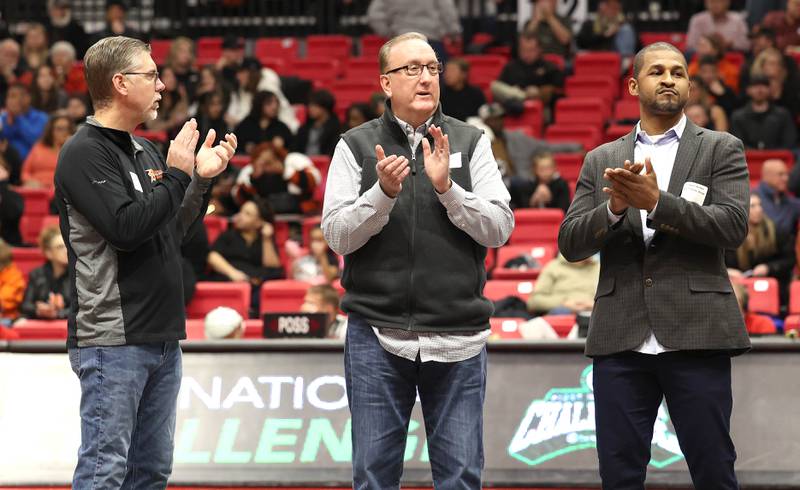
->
[3, 0, 800, 339]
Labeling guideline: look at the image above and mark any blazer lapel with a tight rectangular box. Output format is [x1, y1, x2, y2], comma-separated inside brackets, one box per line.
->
[617, 127, 644, 243]
[666, 120, 704, 196]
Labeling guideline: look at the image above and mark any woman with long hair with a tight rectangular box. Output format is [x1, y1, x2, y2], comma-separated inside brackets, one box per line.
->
[750, 47, 800, 116]
[234, 90, 293, 154]
[29, 64, 68, 113]
[21, 114, 75, 188]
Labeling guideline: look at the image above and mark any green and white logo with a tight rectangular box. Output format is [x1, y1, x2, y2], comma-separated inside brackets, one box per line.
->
[508, 365, 683, 468]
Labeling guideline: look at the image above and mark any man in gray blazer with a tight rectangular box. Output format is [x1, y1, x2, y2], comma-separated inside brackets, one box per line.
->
[558, 42, 751, 488]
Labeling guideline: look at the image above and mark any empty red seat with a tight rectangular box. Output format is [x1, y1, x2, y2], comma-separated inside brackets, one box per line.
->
[745, 150, 795, 180]
[19, 215, 46, 246]
[504, 99, 543, 138]
[254, 37, 299, 64]
[489, 317, 525, 339]
[492, 244, 557, 280]
[342, 57, 381, 82]
[639, 32, 687, 51]
[196, 36, 223, 65]
[483, 279, 536, 302]
[11, 247, 45, 280]
[605, 123, 633, 143]
[509, 208, 564, 246]
[360, 34, 388, 58]
[260, 279, 310, 315]
[574, 51, 621, 80]
[185, 282, 250, 319]
[553, 152, 584, 182]
[330, 79, 380, 109]
[541, 314, 576, 337]
[545, 124, 602, 151]
[15, 187, 53, 217]
[789, 280, 800, 315]
[288, 59, 341, 84]
[204, 215, 228, 245]
[741, 277, 780, 316]
[149, 39, 171, 66]
[613, 99, 640, 121]
[306, 35, 353, 61]
[463, 54, 507, 87]
[11, 319, 68, 340]
[185, 319, 206, 340]
[555, 97, 608, 127]
[565, 75, 617, 103]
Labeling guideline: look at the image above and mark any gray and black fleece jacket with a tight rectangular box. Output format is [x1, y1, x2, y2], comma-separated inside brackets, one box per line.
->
[54, 120, 212, 348]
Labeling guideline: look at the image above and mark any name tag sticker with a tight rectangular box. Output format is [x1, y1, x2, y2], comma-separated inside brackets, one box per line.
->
[681, 181, 708, 205]
[130, 172, 143, 193]
[449, 152, 462, 168]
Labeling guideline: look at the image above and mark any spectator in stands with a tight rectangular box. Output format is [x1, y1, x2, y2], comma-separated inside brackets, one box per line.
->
[688, 33, 741, 92]
[0, 155, 23, 245]
[20, 226, 72, 320]
[476, 102, 580, 179]
[300, 284, 347, 339]
[292, 89, 341, 157]
[344, 102, 375, 131]
[234, 90, 293, 154]
[440, 58, 486, 122]
[44, 0, 89, 59]
[491, 33, 564, 116]
[65, 94, 89, 126]
[575, 0, 636, 57]
[226, 57, 264, 128]
[29, 64, 69, 114]
[755, 158, 800, 238]
[191, 65, 226, 114]
[684, 102, 715, 129]
[750, 47, 800, 115]
[688, 76, 730, 131]
[740, 27, 798, 90]
[730, 75, 796, 149]
[369, 92, 386, 117]
[522, 0, 573, 58]
[216, 35, 245, 92]
[50, 41, 87, 95]
[21, 23, 50, 75]
[93, 1, 142, 42]
[0, 83, 49, 160]
[0, 137, 22, 186]
[21, 114, 75, 188]
[366, 0, 461, 61]
[194, 91, 230, 153]
[0, 39, 27, 103]
[234, 142, 320, 214]
[725, 193, 795, 309]
[757, 0, 800, 51]
[694, 56, 741, 115]
[207, 198, 284, 315]
[730, 277, 777, 335]
[288, 226, 340, 284]
[143, 66, 188, 135]
[686, 0, 750, 53]
[165, 37, 198, 101]
[0, 238, 24, 325]
[508, 151, 571, 211]
[527, 253, 600, 316]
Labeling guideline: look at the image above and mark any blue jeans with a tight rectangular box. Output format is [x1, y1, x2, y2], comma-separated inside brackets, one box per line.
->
[344, 315, 487, 490]
[68, 342, 182, 489]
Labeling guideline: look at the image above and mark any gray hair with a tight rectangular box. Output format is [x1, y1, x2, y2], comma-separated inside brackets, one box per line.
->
[51, 40, 76, 61]
[378, 32, 429, 74]
[84, 36, 151, 109]
[632, 42, 686, 78]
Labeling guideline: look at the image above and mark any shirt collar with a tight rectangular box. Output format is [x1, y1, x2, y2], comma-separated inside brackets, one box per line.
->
[635, 114, 687, 145]
[86, 115, 144, 154]
[394, 114, 434, 135]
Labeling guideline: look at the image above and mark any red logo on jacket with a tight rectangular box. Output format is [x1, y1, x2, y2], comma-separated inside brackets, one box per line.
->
[146, 168, 164, 182]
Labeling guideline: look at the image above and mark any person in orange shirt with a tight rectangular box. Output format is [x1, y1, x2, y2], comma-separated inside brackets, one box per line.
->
[0, 238, 25, 324]
[688, 33, 741, 92]
[21, 115, 75, 188]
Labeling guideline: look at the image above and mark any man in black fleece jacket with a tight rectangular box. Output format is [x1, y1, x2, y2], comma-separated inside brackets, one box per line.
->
[54, 36, 237, 488]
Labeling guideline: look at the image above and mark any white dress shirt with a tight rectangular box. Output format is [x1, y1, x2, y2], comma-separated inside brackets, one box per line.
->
[607, 114, 687, 354]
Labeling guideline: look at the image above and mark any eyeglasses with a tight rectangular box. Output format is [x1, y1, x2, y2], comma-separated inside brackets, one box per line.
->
[122, 71, 160, 83]
[383, 62, 443, 77]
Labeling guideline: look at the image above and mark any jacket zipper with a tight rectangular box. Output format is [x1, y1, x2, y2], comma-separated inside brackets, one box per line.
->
[407, 147, 418, 329]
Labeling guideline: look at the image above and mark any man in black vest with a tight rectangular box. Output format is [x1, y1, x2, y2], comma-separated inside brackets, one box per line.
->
[322, 32, 513, 489]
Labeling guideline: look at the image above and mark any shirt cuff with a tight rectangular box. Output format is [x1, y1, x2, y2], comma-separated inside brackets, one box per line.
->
[436, 179, 466, 210]
[647, 200, 659, 219]
[606, 201, 624, 225]
[365, 181, 397, 216]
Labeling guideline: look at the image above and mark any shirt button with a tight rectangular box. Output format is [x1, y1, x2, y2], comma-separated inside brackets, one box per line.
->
[645, 278, 654, 287]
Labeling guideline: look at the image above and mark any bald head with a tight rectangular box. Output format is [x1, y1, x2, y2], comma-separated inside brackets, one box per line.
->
[761, 159, 788, 193]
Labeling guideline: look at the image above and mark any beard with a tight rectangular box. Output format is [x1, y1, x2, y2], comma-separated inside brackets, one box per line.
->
[644, 93, 686, 115]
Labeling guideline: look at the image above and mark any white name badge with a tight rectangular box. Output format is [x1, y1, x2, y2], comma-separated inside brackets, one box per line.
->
[130, 171, 144, 193]
[681, 181, 708, 205]
[449, 152, 462, 168]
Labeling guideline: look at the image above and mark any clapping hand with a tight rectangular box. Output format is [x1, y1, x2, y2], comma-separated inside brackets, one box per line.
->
[422, 125, 452, 194]
[196, 129, 237, 179]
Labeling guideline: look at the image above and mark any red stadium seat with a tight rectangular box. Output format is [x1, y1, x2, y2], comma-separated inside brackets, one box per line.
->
[605, 123, 634, 143]
[554, 152, 585, 182]
[639, 32, 687, 51]
[260, 279, 310, 315]
[492, 244, 557, 280]
[574, 51, 622, 80]
[483, 279, 536, 302]
[15, 187, 53, 217]
[19, 216, 46, 246]
[565, 75, 618, 102]
[745, 149, 795, 180]
[254, 37, 299, 64]
[11, 247, 45, 280]
[341, 57, 381, 82]
[613, 99, 640, 122]
[185, 282, 250, 319]
[541, 314, 576, 338]
[489, 317, 525, 339]
[243, 319, 264, 338]
[11, 319, 68, 340]
[196, 36, 223, 66]
[306, 35, 353, 61]
[504, 99, 543, 138]
[463, 54, 507, 88]
[545, 124, 602, 151]
[485, 247, 497, 274]
[741, 277, 780, 316]
[149, 39, 172, 66]
[204, 215, 228, 245]
[789, 280, 800, 315]
[509, 208, 564, 246]
[555, 97, 608, 128]
[133, 129, 168, 143]
[288, 58, 341, 84]
[361, 34, 388, 58]
[261, 58, 287, 75]
[330, 80, 380, 109]
[185, 319, 206, 340]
